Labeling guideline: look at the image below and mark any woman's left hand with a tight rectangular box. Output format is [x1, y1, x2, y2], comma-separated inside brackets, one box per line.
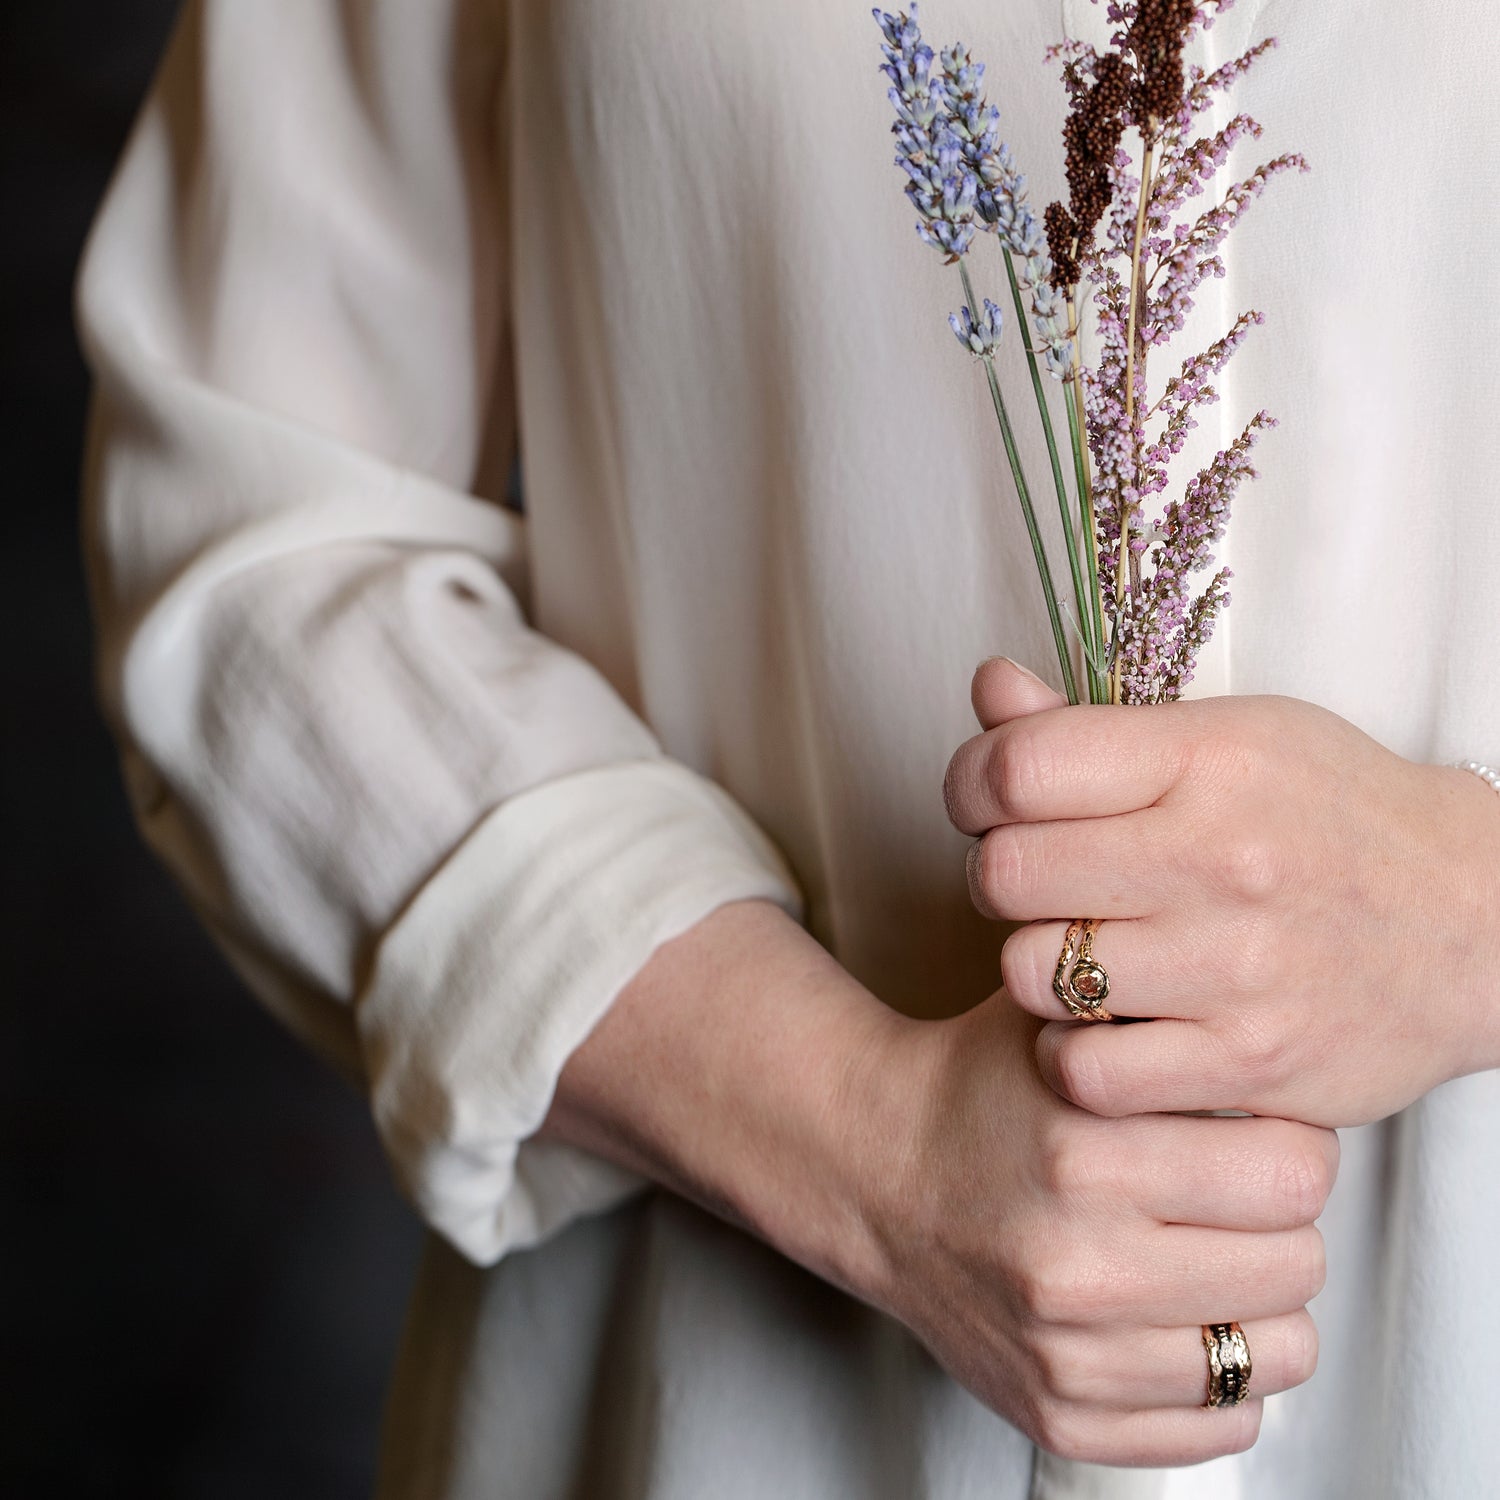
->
[943, 659, 1500, 1129]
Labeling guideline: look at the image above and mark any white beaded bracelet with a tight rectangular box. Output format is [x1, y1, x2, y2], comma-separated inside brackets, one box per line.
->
[1456, 760, 1500, 795]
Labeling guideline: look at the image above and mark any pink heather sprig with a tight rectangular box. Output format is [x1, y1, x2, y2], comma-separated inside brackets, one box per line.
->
[1069, 0, 1306, 702]
[1116, 411, 1273, 703]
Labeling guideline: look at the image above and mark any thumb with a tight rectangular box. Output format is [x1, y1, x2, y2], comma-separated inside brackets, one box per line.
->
[971, 657, 1070, 730]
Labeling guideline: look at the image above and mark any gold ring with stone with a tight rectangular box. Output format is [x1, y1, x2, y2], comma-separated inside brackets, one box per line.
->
[1202, 1322, 1252, 1408]
[1052, 918, 1112, 1022]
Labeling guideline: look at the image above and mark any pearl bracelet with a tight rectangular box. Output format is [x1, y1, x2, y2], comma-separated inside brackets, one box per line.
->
[1456, 760, 1500, 795]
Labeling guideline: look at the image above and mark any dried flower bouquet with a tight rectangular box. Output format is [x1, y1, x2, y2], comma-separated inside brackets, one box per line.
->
[874, 0, 1306, 706]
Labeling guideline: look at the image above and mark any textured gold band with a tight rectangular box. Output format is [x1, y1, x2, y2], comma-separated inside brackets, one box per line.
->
[1052, 918, 1113, 1022]
[1202, 1321, 1252, 1408]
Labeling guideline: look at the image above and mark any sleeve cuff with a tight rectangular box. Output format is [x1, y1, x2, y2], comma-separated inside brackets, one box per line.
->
[354, 759, 803, 1265]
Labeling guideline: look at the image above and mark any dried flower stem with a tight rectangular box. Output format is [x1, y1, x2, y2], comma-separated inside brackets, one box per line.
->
[1002, 249, 1096, 697]
[1112, 139, 1156, 703]
[960, 258, 1079, 703]
[1063, 318, 1109, 702]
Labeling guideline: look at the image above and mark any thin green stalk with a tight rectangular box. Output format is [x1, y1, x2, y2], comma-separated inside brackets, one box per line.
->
[1063, 353, 1108, 704]
[1112, 141, 1156, 704]
[959, 260, 1078, 705]
[1001, 249, 1096, 703]
[1065, 296, 1109, 704]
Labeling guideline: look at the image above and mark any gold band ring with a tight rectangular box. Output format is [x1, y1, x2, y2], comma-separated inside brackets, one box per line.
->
[1202, 1322, 1252, 1408]
[1052, 918, 1112, 1022]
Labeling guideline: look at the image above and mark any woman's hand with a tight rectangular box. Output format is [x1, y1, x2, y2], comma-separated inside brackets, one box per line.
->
[943, 659, 1500, 1128]
[864, 996, 1333, 1465]
[548, 896, 1331, 1466]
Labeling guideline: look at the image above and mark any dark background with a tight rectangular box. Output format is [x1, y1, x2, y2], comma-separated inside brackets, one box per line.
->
[4, 6, 423, 1495]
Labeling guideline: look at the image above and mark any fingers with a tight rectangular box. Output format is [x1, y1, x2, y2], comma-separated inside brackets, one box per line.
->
[1035, 1017, 1255, 1119]
[1038, 1223, 1326, 1328]
[1024, 1399, 1264, 1468]
[1018, 1218, 1325, 1330]
[944, 706, 1189, 835]
[1035, 1309, 1317, 1411]
[1058, 1112, 1339, 1232]
[966, 809, 1179, 921]
[972, 657, 1070, 728]
[1002, 916, 1235, 1021]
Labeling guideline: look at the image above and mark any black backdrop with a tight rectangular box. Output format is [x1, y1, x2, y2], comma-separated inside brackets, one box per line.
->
[3, 6, 422, 1494]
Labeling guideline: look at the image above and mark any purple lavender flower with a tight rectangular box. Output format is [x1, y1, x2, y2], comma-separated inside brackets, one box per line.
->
[876, 7, 980, 261]
[933, 38, 1075, 378]
[949, 299, 1005, 356]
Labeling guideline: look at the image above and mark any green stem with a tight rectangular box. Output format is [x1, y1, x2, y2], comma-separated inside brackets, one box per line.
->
[1064, 365, 1108, 704]
[1002, 250, 1095, 702]
[1066, 296, 1109, 705]
[1113, 141, 1156, 705]
[959, 260, 1078, 705]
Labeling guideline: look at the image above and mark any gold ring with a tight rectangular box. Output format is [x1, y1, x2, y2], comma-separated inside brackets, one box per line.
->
[1202, 1322, 1252, 1408]
[1052, 918, 1112, 1021]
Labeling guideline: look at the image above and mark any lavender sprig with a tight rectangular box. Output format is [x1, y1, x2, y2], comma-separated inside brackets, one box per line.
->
[877, 4, 1081, 702]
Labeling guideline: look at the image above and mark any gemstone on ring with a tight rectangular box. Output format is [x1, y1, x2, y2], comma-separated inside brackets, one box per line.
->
[1069, 960, 1109, 1005]
[1052, 920, 1113, 1022]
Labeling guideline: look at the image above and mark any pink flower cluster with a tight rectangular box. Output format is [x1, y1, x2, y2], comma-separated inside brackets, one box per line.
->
[1070, 0, 1307, 701]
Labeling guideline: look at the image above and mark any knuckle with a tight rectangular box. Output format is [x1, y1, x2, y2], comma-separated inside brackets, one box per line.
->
[1029, 1330, 1090, 1404]
[978, 822, 1038, 912]
[988, 724, 1049, 822]
[942, 747, 978, 834]
[1211, 834, 1287, 904]
[1320, 1127, 1342, 1192]
[965, 839, 989, 913]
[1037, 1125, 1097, 1202]
[941, 761, 960, 829]
[1051, 1035, 1116, 1117]
[1282, 1310, 1320, 1389]
[1230, 1010, 1295, 1092]
[942, 748, 975, 832]
[1303, 1229, 1329, 1301]
[1218, 1401, 1264, 1457]
[1281, 1228, 1328, 1306]
[1000, 929, 1041, 1005]
[1273, 1138, 1334, 1223]
[1019, 1251, 1113, 1326]
[1028, 1401, 1087, 1461]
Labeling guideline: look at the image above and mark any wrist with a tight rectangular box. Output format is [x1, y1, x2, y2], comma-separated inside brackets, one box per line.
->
[1466, 776, 1500, 1073]
[719, 938, 931, 1310]
[543, 899, 927, 1305]
[1432, 764, 1500, 1078]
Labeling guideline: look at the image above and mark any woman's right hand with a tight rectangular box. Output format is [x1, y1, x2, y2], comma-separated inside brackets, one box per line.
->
[547, 897, 1332, 1468]
[859, 994, 1335, 1466]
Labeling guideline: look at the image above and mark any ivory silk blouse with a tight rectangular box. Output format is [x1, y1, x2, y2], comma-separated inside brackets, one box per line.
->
[78, 1, 1500, 1496]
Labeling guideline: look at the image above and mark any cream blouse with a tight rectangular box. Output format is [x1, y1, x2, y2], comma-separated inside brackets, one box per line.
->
[79, 2, 1500, 1496]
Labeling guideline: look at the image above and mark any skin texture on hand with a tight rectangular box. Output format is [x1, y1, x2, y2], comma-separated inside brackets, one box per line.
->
[543, 900, 1335, 1466]
[875, 997, 1331, 1465]
[944, 659, 1500, 1128]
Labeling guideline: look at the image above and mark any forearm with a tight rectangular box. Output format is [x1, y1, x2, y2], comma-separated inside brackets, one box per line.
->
[541, 899, 915, 1300]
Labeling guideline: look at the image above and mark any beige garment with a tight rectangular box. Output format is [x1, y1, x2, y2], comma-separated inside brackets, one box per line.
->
[79, 2, 1500, 1496]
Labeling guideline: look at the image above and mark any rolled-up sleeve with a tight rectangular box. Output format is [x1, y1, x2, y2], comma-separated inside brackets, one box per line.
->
[76, 0, 801, 1265]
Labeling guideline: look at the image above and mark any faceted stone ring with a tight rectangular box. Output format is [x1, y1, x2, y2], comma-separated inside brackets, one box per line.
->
[1202, 1322, 1253, 1408]
[1052, 918, 1112, 1022]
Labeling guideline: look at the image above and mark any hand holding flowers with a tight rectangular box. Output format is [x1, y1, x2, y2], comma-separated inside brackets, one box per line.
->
[945, 660, 1500, 1129]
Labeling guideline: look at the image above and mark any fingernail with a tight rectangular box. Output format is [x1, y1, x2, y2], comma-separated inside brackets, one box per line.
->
[981, 656, 1046, 686]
